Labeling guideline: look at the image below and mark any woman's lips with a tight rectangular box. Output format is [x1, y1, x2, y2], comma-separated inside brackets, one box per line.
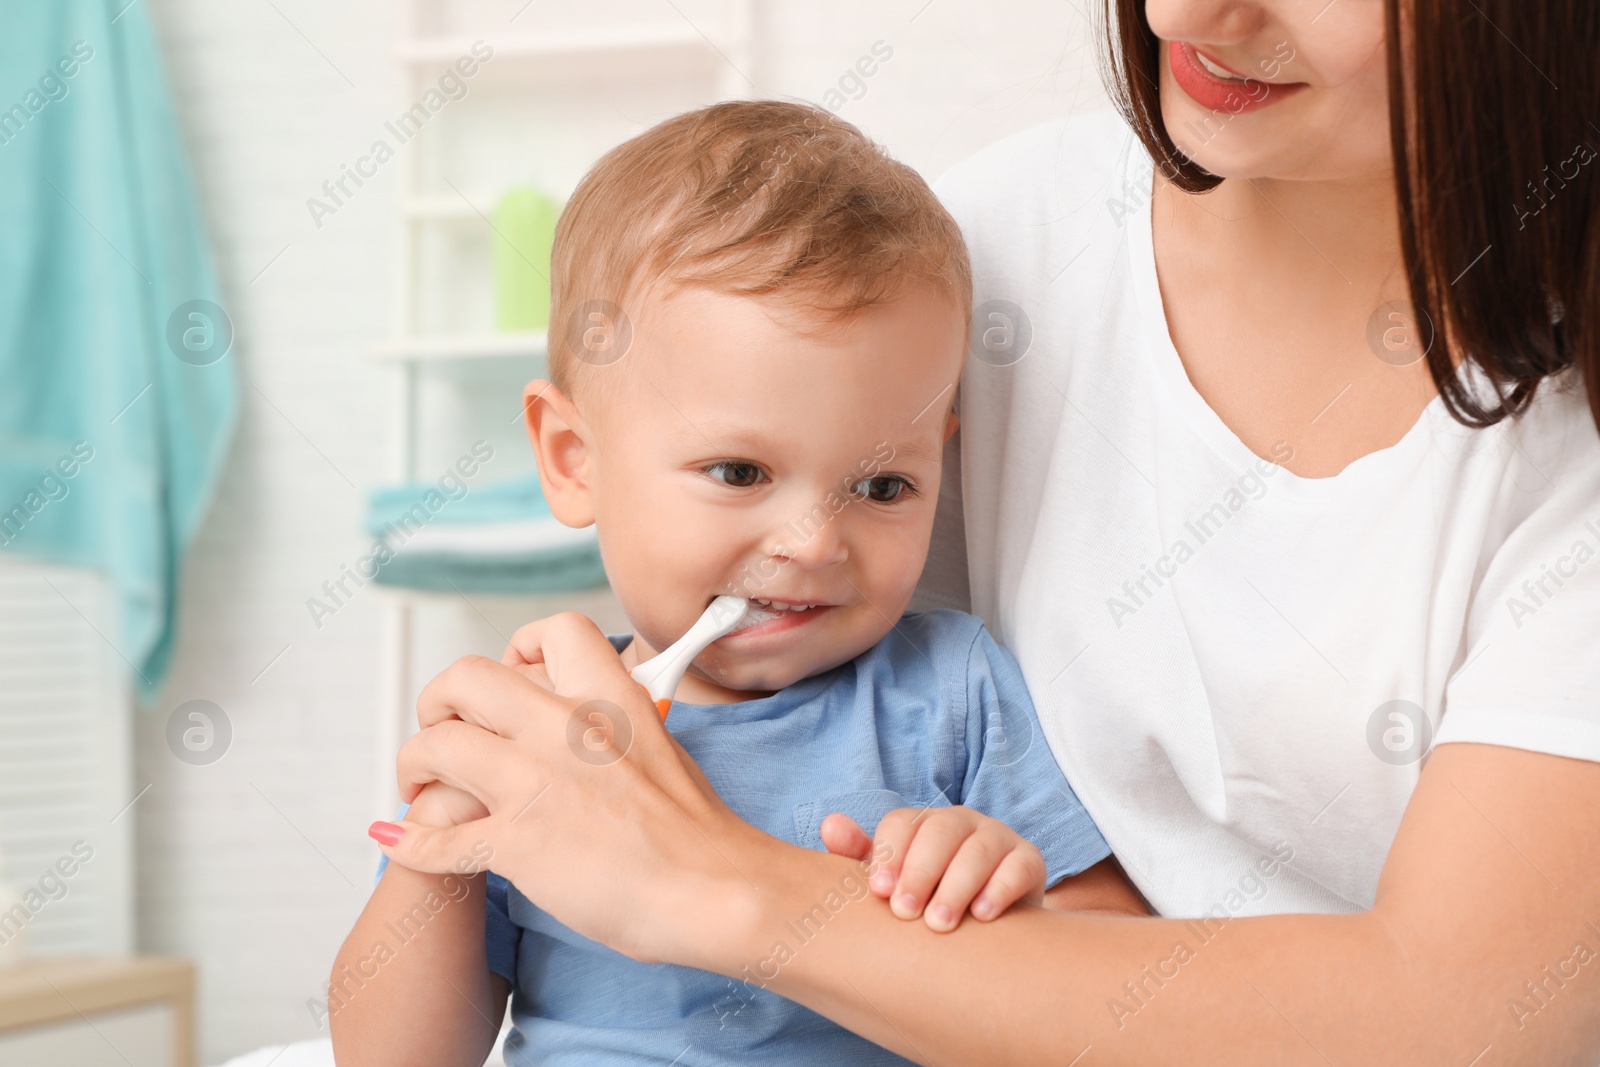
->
[1166, 40, 1305, 114]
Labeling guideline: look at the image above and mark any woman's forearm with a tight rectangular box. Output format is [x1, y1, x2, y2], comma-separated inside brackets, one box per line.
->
[700, 745, 1600, 1067]
[328, 863, 504, 1067]
[720, 847, 1390, 1065]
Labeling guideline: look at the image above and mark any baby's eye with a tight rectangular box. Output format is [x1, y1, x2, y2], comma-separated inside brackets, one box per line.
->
[851, 474, 917, 504]
[704, 461, 767, 488]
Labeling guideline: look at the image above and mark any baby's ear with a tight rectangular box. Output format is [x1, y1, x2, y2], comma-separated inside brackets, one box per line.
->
[523, 379, 596, 527]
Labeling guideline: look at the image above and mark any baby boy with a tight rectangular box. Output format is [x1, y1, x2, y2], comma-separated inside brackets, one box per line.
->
[335, 99, 1143, 1067]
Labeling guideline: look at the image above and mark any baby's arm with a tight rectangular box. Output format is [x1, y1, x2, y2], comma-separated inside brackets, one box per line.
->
[329, 786, 509, 1067]
[1043, 854, 1150, 915]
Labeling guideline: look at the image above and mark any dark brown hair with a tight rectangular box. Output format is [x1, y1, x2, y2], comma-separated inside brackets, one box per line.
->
[548, 100, 972, 397]
[1096, 0, 1600, 433]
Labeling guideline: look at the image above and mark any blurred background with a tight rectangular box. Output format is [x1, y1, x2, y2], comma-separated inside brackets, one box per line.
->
[0, 0, 1111, 1062]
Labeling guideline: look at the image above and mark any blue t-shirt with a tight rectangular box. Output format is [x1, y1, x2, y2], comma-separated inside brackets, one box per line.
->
[480, 609, 1108, 1065]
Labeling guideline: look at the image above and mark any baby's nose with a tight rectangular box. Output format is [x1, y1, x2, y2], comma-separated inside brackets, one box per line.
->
[767, 513, 849, 568]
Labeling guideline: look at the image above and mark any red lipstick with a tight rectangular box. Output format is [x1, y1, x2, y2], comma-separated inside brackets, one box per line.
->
[1166, 41, 1304, 114]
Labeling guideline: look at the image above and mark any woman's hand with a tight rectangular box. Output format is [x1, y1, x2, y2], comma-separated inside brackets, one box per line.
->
[385, 657, 555, 831]
[367, 612, 780, 968]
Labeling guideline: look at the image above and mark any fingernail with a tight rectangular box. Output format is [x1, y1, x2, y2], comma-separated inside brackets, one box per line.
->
[893, 893, 920, 918]
[927, 904, 954, 930]
[972, 897, 994, 920]
[368, 821, 405, 846]
[870, 870, 894, 895]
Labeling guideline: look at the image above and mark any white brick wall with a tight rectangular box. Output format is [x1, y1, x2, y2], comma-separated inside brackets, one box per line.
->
[138, 1, 1109, 1060]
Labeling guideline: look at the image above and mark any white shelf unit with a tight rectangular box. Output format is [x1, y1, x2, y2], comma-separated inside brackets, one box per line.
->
[372, 2, 755, 818]
[393, 24, 712, 65]
[367, 331, 546, 362]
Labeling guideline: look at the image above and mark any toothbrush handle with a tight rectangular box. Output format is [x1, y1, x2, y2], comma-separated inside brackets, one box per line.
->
[629, 595, 753, 723]
[628, 670, 676, 722]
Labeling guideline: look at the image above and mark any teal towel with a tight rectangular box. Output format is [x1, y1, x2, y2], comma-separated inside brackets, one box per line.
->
[365, 474, 609, 593]
[0, 0, 238, 704]
[365, 474, 552, 538]
[371, 549, 608, 596]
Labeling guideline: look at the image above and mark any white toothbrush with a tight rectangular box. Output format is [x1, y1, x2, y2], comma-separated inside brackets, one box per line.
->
[630, 595, 756, 720]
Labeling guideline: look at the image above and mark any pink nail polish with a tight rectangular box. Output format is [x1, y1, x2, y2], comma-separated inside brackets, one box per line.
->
[368, 821, 405, 846]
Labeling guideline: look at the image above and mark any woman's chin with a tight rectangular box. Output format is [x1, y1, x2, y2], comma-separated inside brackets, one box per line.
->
[1161, 125, 1276, 181]
[1161, 103, 1388, 185]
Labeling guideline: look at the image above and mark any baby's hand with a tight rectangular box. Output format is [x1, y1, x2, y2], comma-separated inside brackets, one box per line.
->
[404, 780, 488, 829]
[500, 616, 582, 690]
[826, 805, 1048, 933]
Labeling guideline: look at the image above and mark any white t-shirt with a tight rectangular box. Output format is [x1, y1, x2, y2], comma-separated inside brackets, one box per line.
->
[915, 109, 1600, 917]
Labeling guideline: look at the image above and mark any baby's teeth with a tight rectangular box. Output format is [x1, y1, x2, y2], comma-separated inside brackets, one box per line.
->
[744, 597, 821, 613]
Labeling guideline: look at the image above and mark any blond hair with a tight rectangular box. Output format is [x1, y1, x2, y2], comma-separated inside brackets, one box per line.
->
[547, 99, 971, 396]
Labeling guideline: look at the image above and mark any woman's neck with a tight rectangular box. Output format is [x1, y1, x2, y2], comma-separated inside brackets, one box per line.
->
[1165, 171, 1407, 303]
[1150, 168, 1447, 478]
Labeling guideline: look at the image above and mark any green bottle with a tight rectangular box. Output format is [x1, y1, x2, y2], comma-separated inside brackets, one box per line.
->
[493, 186, 558, 332]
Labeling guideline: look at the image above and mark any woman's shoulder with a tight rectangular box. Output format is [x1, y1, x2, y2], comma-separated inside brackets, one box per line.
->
[931, 108, 1146, 293]
[1492, 367, 1599, 528]
[1446, 364, 1600, 495]
[1429, 364, 1600, 625]
[1516, 364, 1597, 448]
[931, 107, 1138, 228]
[1432, 366, 1600, 762]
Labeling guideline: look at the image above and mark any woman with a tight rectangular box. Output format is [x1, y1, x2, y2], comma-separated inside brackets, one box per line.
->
[372, 0, 1600, 1061]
